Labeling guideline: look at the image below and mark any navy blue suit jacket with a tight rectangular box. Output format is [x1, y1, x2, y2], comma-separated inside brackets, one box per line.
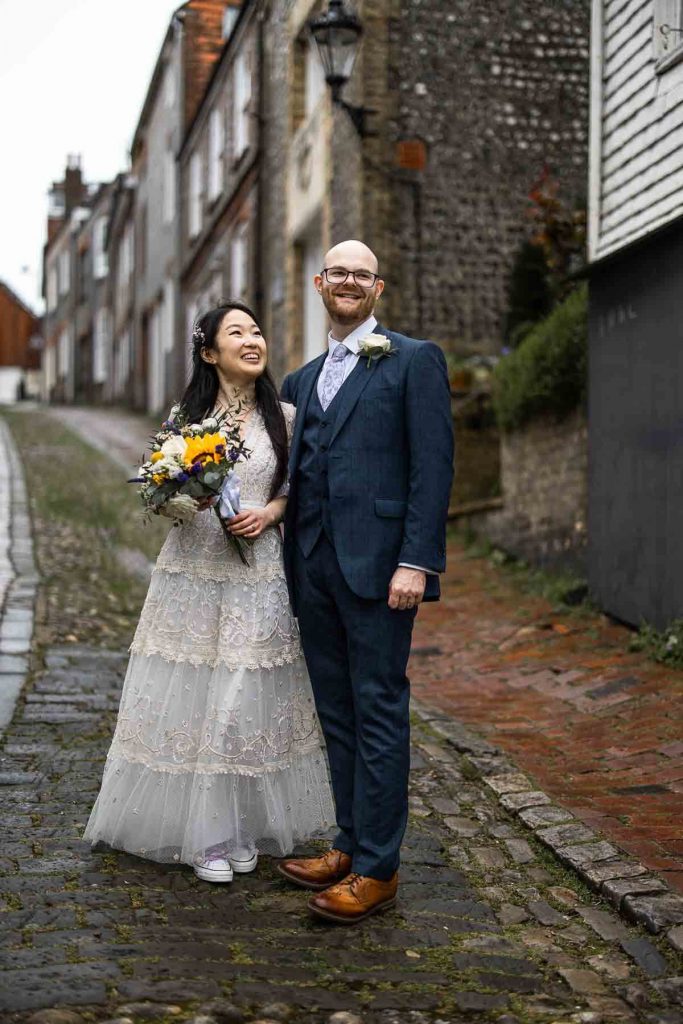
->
[281, 324, 454, 609]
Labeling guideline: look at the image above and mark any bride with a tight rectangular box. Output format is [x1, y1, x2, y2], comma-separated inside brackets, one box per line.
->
[84, 302, 334, 882]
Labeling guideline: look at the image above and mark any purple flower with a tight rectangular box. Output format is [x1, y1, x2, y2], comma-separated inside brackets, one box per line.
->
[177, 471, 189, 483]
[191, 462, 202, 475]
[229, 448, 240, 462]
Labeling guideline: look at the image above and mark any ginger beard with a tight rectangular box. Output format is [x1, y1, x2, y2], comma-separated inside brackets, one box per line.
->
[319, 278, 379, 326]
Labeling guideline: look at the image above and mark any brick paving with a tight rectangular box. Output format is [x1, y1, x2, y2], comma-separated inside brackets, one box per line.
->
[411, 543, 683, 895]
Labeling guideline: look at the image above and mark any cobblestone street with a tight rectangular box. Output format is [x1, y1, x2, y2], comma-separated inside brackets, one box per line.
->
[1, 408, 682, 1024]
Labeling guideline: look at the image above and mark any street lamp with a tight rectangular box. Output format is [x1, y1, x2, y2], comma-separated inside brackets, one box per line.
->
[308, 0, 374, 137]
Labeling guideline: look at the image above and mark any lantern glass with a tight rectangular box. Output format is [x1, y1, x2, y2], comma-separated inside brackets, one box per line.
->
[310, 1, 362, 85]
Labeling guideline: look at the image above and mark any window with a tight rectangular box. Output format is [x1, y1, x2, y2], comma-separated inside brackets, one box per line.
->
[115, 328, 131, 395]
[655, 0, 683, 66]
[164, 62, 176, 108]
[47, 266, 58, 312]
[138, 204, 148, 276]
[93, 217, 108, 279]
[223, 4, 239, 39]
[163, 278, 175, 354]
[58, 249, 70, 295]
[119, 222, 134, 282]
[230, 223, 248, 298]
[232, 51, 252, 159]
[163, 149, 176, 224]
[93, 307, 109, 384]
[189, 153, 203, 238]
[58, 326, 71, 378]
[44, 342, 57, 393]
[208, 109, 225, 201]
[305, 42, 325, 117]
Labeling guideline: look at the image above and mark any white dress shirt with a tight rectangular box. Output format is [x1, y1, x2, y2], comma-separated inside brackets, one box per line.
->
[317, 315, 436, 579]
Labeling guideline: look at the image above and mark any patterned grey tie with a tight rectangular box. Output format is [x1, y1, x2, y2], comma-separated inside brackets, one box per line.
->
[319, 344, 349, 411]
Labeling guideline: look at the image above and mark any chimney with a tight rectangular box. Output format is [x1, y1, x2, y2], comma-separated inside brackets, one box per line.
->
[64, 154, 85, 216]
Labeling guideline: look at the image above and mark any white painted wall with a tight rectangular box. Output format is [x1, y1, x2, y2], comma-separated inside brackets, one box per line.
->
[0, 368, 24, 404]
[589, 0, 683, 261]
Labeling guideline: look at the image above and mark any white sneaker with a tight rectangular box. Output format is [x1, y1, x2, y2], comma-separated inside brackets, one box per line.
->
[193, 847, 234, 883]
[229, 847, 258, 873]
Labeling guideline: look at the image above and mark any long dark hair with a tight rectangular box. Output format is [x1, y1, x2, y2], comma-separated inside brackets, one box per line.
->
[179, 301, 288, 502]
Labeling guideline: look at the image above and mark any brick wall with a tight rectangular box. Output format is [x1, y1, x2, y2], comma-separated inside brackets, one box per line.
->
[182, 0, 230, 132]
[0, 284, 39, 370]
[467, 410, 588, 571]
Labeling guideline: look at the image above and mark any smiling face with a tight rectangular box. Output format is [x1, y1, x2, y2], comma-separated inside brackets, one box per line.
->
[200, 308, 267, 385]
[315, 240, 385, 330]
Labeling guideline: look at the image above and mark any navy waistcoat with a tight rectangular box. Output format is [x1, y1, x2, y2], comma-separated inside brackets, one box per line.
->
[294, 377, 343, 556]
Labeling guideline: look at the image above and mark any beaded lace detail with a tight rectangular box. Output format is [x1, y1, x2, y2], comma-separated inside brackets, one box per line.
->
[83, 401, 335, 865]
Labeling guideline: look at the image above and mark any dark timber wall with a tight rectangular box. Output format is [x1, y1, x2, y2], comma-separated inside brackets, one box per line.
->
[588, 220, 683, 629]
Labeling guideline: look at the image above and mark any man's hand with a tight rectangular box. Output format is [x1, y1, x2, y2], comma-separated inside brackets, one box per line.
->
[388, 567, 426, 610]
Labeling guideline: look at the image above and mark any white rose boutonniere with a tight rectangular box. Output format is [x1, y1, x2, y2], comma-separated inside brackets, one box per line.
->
[357, 333, 396, 368]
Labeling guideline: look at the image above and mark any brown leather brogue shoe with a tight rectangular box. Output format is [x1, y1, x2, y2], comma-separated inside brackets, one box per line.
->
[308, 871, 398, 924]
[277, 848, 352, 891]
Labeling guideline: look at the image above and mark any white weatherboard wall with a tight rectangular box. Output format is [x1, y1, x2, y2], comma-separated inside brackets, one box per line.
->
[589, 0, 683, 261]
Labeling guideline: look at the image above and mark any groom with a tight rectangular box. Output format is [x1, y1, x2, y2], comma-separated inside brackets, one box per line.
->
[279, 239, 453, 923]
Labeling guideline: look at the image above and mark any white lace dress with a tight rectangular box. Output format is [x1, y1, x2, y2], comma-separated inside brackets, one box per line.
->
[84, 403, 335, 865]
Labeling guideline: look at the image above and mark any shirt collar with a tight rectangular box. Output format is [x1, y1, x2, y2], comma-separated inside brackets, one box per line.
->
[328, 315, 378, 357]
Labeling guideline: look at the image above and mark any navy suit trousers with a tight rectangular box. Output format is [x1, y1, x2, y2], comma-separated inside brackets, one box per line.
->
[294, 533, 416, 880]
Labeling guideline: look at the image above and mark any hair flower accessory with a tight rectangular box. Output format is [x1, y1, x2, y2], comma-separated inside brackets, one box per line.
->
[192, 324, 206, 345]
[357, 333, 396, 367]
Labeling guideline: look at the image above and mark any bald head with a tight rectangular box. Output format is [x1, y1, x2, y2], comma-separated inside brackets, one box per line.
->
[323, 239, 379, 276]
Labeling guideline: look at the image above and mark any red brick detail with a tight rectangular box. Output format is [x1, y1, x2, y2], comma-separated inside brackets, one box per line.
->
[411, 541, 683, 893]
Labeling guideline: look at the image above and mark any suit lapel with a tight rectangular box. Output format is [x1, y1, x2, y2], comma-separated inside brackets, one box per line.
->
[329, 345, 381, 446]
[289, 352, 327, 473]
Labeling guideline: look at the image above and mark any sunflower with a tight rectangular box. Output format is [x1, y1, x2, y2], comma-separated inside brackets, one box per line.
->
[183, 432, 226, 468]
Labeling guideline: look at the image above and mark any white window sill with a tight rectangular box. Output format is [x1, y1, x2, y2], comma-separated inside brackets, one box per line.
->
[656, 42, 683, 75]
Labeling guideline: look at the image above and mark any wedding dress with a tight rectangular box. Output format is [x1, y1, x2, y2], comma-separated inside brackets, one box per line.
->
[84, 403, 335, 866]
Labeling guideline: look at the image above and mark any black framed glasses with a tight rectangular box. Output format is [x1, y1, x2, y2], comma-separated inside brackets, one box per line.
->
[321, 267, 380, 288]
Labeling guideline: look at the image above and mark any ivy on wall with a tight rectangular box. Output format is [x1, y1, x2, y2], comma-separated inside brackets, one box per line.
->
[493, 284, 587, 433]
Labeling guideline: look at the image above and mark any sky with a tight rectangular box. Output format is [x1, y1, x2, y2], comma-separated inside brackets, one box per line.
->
[0, 0, 181, 312]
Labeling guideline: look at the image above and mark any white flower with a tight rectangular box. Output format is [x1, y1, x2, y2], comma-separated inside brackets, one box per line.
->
[165, 494, 198, 522]
[160, 434, 188, 460]
[202, 417, 218, 431]
[358, 333, 391, 356]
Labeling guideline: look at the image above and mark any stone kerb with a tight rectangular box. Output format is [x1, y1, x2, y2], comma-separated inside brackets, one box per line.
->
[0, 418, 38, 733]
[412, 698, 683, 955]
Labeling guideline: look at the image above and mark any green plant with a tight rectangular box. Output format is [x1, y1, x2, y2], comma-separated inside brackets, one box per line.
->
[503, 239, 553, 348]
[630, 618, 683, 667]
[493, 283, 587, 432]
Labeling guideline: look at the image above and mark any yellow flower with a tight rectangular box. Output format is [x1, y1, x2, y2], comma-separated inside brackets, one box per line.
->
[151, 452, 164, 463]
[152, 473, 166, 485]
[183, 432, 226, 468]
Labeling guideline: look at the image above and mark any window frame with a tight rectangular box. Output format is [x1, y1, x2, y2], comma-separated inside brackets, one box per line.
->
[189, 152, 204, 239]
[654, 0, 683, 73]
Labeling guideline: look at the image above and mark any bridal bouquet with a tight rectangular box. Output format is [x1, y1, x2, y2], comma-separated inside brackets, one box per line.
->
[131, 405, 252, 563]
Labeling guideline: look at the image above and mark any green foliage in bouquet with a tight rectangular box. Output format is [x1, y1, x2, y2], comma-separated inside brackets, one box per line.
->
[493, 284, 588, 433]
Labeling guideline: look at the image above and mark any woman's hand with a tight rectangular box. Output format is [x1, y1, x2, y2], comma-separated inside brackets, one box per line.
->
[196, 496, 219, 512]
[227, 508, 273, 539]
